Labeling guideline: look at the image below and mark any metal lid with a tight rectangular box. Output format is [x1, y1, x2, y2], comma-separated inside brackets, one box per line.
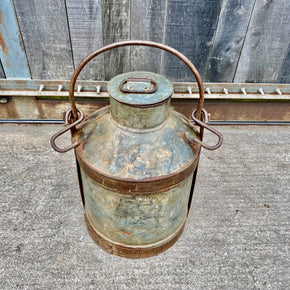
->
[107, 71, 173, 107]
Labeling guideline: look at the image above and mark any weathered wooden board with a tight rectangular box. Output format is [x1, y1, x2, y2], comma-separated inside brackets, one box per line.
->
[1, 94, 290, 122]
[163, 0, 223, 82]
[13, 0, 74, 79]
[1, 79, 289, 95]
[0, 60, 6, 78]
[278, 45, 290, 84]
[1, 0, 289, 84]
[234, 0, 290, 83]
[130, 0, 167, 73]
[0, 0, 30, 78]
[0, 97, 108, 119]
[172, 100, 290, 122]
[66, 0, 104, 80]
[101, 0, 130, 80]
[206, 0, 255, 82]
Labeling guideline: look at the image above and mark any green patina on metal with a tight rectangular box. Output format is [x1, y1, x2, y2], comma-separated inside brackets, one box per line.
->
[50, 41, 223, 258]
[82, 169, 193, 246]
[70, 71, 201, 256]
[77, 106, 198, 179]
[110, 98, 171, 129]
[107, 71, 173, 106]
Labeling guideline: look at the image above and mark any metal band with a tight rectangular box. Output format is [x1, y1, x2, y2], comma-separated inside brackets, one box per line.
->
[84, 212, 186, 258]
[75, 145, 201, 195]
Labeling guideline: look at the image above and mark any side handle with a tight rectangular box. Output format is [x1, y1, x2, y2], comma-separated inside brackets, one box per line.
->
[50, 109, 84, 153]
[191, 109, 223, 150]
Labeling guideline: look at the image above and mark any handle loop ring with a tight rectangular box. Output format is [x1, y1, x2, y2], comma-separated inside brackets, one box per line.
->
[50, 108, 84, 153]
[191, 109, 223, 151]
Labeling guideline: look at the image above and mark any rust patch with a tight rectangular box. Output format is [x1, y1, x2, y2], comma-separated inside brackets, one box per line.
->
[121, 230, 131, 236]
[84, 213, 186, 258]
[34, 98, 45, 119]
[0, 32, 8, 55]
[179, 131, 199, 151]
[0, 98, 20, 119]
[0, 11, 8, 55]
[179, 131, 191, 145]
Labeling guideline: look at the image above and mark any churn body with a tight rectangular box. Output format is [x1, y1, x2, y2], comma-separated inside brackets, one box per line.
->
[51, 40, 222, 258]
[75, 71, 200, 257]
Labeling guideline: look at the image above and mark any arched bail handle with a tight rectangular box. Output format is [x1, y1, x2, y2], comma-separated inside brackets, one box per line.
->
[50, 108, 84, 153]
[69, 40, 205, 121]
[191, 109, 223, 150]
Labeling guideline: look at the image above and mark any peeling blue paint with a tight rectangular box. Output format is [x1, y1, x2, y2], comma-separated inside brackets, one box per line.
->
[0, 0, 31, 78]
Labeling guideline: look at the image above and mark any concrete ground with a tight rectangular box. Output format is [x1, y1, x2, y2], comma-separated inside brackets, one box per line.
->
[0, 124, 289, 289]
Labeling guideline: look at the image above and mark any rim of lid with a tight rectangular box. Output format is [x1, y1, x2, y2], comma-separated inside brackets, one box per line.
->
[107, 71, 173, 107]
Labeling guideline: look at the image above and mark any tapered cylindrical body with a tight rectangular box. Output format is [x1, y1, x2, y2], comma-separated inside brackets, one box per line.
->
[73, 72, 201, 258]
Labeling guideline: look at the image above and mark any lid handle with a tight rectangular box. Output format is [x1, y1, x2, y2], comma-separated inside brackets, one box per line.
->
[119, 78, 158, 94]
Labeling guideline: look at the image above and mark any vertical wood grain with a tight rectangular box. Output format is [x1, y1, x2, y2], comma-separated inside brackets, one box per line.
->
[130, 0, 167, 73]
[101, 0, 130, 80]
[277, 46, 290, 84]
[4, 0, 290, 84]
[13, 0, 74, 79]
[163, 0, 223, 82]
[66, 0, 104, 80]
[0, 0, 31, 78]
[234, 0, 290, 83]
[0, 60, 6, 78]
[206, 0, 256, 82]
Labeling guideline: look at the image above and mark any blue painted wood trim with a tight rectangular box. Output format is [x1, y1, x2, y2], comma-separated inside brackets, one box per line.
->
[0, 0, 31, 78]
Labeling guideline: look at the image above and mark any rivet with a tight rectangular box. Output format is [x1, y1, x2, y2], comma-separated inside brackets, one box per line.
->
[77, 85, 83, 93]
[275, 88, 282, 95]
[39, 84, 45, 91]
[205, 88, 211, 95]
[58, 84, 64, 92]
[258, 88, 264, 96]
[0, 97, 8, 103]
[241, 88, 247, 95]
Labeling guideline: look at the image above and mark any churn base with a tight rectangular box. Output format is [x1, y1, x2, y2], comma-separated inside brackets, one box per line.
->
[84, 213, 186, 259]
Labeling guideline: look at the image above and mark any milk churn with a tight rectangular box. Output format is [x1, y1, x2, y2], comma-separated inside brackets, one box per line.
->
[51, 40, 222, 258]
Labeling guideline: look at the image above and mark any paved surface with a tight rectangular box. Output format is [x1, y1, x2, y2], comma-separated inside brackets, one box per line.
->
[0, 124, 289, 289]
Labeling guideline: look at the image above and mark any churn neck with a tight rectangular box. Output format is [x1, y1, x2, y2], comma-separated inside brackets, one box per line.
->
[107, 72, 173, 129]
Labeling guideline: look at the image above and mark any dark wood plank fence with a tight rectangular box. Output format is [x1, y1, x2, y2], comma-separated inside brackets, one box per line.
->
[0, 0, 289, 83]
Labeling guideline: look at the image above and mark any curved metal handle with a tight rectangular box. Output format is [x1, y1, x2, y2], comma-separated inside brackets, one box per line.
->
[191, 109, 223, 150]
[69, 40, 205, 121]
[50, 109, 84, 153]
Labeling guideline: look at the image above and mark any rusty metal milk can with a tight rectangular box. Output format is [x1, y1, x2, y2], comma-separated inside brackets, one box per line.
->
[51, 40, 222, 258]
